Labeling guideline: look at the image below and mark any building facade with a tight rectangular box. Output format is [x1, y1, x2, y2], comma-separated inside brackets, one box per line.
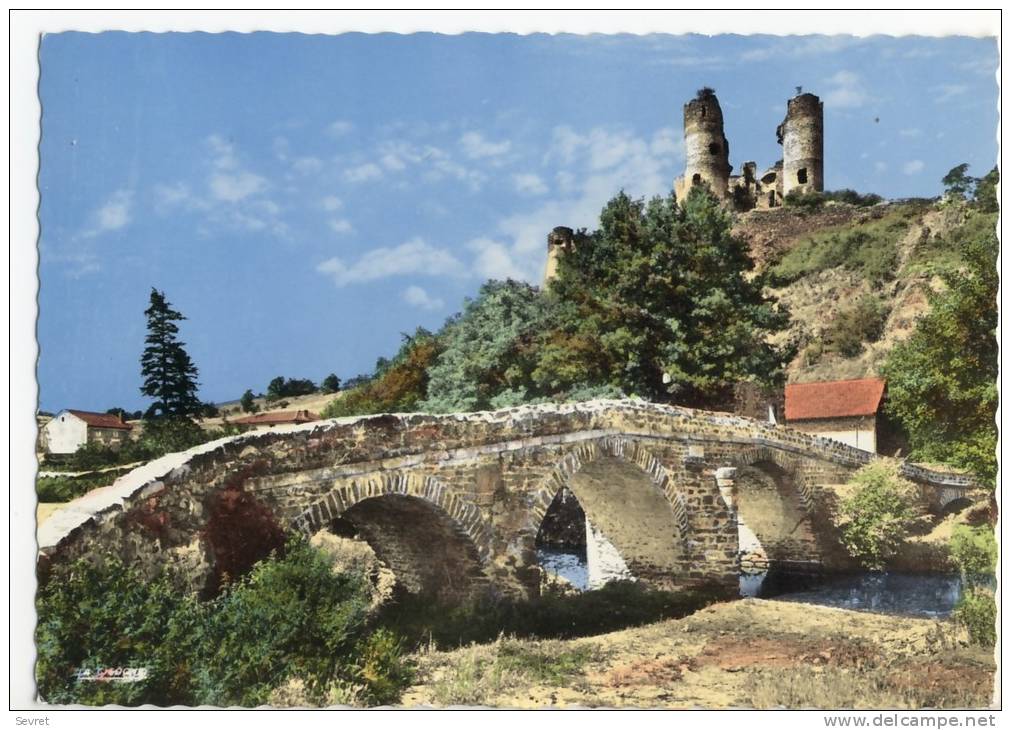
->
[784, 378, 886, 453]
[42, 410, 134, 454]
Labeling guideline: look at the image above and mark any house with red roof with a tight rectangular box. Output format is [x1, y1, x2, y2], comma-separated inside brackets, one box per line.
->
[41, 409, 134, 455]
[784, 377, 886, 453]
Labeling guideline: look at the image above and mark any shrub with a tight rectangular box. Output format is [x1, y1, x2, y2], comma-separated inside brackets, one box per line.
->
[36, 468, 133, 502]
[824, 295, 888, 357]
[833, 461, 918, 570]
[824, 189, 884, 207]
[783, 189, 826, 211]
[354, 629, 415, 706]
[954, 587, 997, 647]
[950, 525, 997, 585]
[323, 329, 440, 418]
[35, 555, 198, 706]
[37, 541, 416, 707]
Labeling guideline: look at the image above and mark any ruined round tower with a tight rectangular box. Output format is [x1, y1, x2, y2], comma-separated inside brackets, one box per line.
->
[543, 226, 575, 286]
[779, 92, 824, 197]
[675, 88, 732, 201]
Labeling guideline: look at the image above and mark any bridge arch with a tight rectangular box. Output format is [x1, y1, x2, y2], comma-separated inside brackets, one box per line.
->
[727, 448, 824, 571]
[290, 472, 494, 600]
[292, 471, 493, 560]
[526, 437, 691, 590]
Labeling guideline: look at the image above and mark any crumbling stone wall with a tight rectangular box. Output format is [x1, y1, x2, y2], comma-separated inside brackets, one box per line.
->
[38, 399, 976, 602]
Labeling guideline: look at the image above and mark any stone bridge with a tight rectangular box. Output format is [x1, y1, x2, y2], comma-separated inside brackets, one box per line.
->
[38, 400, 978, 601]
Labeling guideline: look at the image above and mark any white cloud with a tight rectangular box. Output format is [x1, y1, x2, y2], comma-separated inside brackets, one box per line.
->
[321, 195, 343, 211]
[933, 84, 969, 103]
[328, 218, 354, 235]
[874, 161, 888, 173]
[344, 162, 383, 183]
[512, 173, 548, 196]
[460, 131, 511, 159]
[899, 128, 922, 138]
[402, 285, 444, 311]
[328, 120, 354, 137]
[739, 36, 863, 63]
[154, 182, 191, 207]
[467, 237, 535, 281]
[82, 189, 132, 238]
[292, 156, 323, 175]
[823, 70, 870, 109]
[316, 237, 467, 287]
[210, 170, 267, 202]
[207, 134, 238, 170]
[903, 160, 925, 176]
[476, 125, 685, 284]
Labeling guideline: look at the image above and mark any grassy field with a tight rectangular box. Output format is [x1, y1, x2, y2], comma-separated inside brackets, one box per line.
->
[403, 599, 996, 709]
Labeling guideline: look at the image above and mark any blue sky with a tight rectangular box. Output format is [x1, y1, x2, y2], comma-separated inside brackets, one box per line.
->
[37, 32, 998, 413]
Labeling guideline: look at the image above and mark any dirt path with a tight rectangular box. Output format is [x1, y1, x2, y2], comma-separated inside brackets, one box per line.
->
[403, 599, 997, 709]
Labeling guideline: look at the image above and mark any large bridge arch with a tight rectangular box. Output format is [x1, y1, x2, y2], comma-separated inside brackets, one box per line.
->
[525, 437, 692, 591]
[291, 472, 493, 600]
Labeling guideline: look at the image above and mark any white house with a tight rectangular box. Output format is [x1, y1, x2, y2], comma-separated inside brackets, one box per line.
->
[42, 409, 134, 455]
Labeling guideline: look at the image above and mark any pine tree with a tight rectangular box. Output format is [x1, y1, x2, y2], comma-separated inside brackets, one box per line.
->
[140, 288, 202, 419]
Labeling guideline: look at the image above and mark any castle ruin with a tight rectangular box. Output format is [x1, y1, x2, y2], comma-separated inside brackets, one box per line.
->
[544, 88, 824, 285]
[674, 87, 824, 211]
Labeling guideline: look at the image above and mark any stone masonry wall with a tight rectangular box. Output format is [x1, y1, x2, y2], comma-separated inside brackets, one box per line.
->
[38, 399, 976, 600]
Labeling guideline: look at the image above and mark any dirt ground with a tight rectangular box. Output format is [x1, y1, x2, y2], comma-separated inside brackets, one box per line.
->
[403, 598, 998, 709]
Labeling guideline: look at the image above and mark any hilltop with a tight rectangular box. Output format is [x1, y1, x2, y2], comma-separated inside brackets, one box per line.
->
[733, 197, 991, 386]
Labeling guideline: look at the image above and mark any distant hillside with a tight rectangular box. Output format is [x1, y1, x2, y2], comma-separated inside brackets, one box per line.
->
[733, 199, 990, 385]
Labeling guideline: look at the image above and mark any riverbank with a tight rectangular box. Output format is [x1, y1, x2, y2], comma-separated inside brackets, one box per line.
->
[402, 598, 997, 709]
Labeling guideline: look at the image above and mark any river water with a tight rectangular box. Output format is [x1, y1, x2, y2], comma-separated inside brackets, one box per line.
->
[538, 547, 964, 618]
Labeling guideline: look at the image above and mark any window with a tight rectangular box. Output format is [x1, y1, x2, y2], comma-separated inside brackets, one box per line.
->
[692, 173, 702, 185]
[708, 142, 720, 155]
[797, 168, 808, 184]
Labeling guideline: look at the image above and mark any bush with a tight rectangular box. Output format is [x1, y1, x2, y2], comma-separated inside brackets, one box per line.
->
[824, 295, 888, 357]
[36, 468, 133, 502]
[36, 555, 198, 705]
[950, 525, 997, 584]
[36, 540, 415, 707]
[825, 189, 884, 207]
[783, 189, 826, 211]
[833, 462, 918, 570]
[323, 329, 440, 418]
[954, 587, 996, 647]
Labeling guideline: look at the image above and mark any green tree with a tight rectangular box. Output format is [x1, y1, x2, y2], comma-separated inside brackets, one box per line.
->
[323, 329, 441, 418]
[832, 461, 918, 571]
[266, 376, 287, 403]
[881, 210, 998, 483]
[421, 280, 552, 412]
[942, 163, 974, 200]
[140, 289, 203, 419]
[321, 373, 342, 393]
[240, 389, 258, 413]
[540, 187, 793, 406]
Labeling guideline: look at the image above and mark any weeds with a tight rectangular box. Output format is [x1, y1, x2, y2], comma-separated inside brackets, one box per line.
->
[426, 637, 605, 706]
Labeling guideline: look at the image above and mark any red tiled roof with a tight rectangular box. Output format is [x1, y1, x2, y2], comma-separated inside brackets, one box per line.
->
[785, 378, 886, 421]
[231, 409, 320, 426]
[66, 410, 133, 430]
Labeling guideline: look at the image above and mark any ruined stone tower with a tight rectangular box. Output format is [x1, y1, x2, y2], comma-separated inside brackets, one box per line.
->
[674, 88, 732, 202]
[778, 92, 824, 198]
[543, 226, 575, 286]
